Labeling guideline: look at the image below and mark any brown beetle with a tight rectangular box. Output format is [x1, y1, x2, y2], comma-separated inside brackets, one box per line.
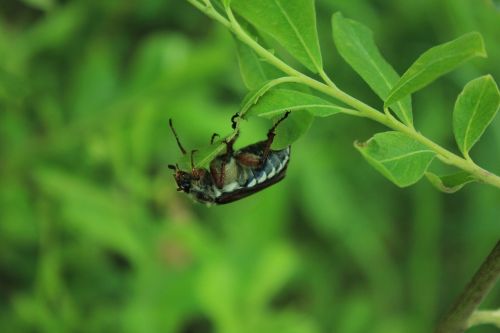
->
[168, 112, 291, 204]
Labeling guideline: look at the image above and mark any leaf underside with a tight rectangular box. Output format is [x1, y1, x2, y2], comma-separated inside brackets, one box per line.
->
[425, 171, 475, 193]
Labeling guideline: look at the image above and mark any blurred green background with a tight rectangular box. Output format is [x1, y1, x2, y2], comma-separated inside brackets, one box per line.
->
[1, 0, 499, 332]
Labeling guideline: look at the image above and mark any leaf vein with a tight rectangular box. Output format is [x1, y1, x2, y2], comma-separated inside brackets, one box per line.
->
[462, 81, 487, 152]
[258, 104, 340, 115]
[378, 150, 434, 164]
[389, 51, 478, 102]
[339, 21, 410, 123]
[274, 0, 320, 71]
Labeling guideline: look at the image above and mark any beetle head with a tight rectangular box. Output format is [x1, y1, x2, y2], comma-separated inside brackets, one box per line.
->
[168, 164, 195, 193]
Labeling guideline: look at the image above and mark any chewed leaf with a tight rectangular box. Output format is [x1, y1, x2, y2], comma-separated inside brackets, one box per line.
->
[246, 88, 353, 118]
[426, 171, 475, 193]
[453, 75, 500, 156]
[385, 32, 487, 106]
[331, 12, 413, 125]
[231, 0, 323, 73]
[355, 132, 436, 187]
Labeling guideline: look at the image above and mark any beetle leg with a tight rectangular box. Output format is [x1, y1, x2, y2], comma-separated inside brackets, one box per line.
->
[211, 130, 240, 189]
[210, 160, 225, 189]
[222, 130, 239, 158]
[189, 150, 204, 180]
[210, 133, 220, 144]
[231, 112, 239, 129]
[260, 111, 291, 164]
[210, 152, 227, 190]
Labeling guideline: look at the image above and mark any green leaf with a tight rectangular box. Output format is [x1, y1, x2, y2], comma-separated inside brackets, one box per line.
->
[239, 77, 301, 116]
[235, 39, 283, 89]
[355, 132, 436, 187]
[425, 171, 475, 193]
[331, 12, 413, 125]
[20, 0, 54, 11]
[272, 110, 313, 149]
[453, 75, 500, 155]
[177, 133, 234, 170]
[246, 88, 353, 118]
[34, 168, 144, 261]
[385, 32, 487, 106]
[231, 0, 323, 73]
[246, 244, 297, 310]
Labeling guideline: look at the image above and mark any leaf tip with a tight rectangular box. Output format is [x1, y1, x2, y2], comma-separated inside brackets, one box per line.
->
[483, 74, 499, 90]
[332, 11, 344, 21]
[353, 139, 367, 149]
[471, 31, 488, 58]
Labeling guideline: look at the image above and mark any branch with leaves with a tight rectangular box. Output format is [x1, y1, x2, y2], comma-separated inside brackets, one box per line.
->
[185, 0, 500, 192]
[184, 1, 500, 332]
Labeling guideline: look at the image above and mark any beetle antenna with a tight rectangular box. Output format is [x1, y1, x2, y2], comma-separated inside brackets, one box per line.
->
[169, 118, 187, 155]
[190, 150, 198, 169]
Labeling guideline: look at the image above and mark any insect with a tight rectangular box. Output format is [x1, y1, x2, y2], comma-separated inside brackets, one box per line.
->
[168, 112, 291, 205]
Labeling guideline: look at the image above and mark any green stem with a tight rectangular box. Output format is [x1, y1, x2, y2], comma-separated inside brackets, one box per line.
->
[187, 0, 500, 190]
[186, 0, 231, 28]
[467, 309, 500, 329]
[435, 241, 500, 333]
[239, 76, 304, 116]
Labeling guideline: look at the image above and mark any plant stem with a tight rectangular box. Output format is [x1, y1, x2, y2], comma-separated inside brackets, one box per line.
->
[186, 0, 231, 28]
[467, 309, 500, 328]
[186, 0, 500, 190]
[435, 241, 500, 333]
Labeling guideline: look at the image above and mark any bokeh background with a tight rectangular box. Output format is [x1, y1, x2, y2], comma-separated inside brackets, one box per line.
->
[1, 0, 499, 332]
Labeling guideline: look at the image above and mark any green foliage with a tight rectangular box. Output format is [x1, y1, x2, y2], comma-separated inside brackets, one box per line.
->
[453, 75, 500, 156]
[355, 132, 436, 187]
[246, 89, 346, 118]
[183, 140, 230, 169]
[271, 110, 314, 150]
[226, 4, 499, 191]
[425, 171, 475, 193]
[20, 0, 54, 11]
[1, 1, 500, 333]
[331, 12, 413, 125]
[235, 40, 283, 89]
[231, 0, 323, 72]
[385, 32, 487, 106]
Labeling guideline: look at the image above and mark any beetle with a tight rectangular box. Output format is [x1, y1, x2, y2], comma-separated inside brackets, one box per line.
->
[168, 111, 291, 205]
